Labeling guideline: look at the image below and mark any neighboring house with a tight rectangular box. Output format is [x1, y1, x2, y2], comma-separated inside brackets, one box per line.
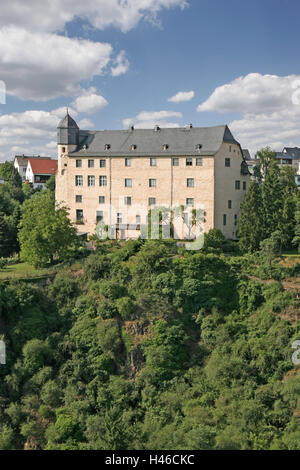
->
[26, 158, 57, 189]
[242, 149, 258, 177]
[14, 155, 30, 181]
[56, 112, 250, 240]
[275, 148, 300, 187]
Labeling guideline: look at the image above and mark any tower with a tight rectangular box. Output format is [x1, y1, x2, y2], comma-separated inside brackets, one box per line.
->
[57, 110, 79, 155]
[56, 111, 79, 207]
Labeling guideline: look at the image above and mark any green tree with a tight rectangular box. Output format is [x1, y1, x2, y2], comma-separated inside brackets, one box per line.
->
[203, 228, 225, 253]
[18, 190, 80, 266]
[261, 159, 283, 237]
[254, 147, 277, 182]
[259, 231, 282, 267]
[142, 320, 188, 384]
[237, 181, 264, 253]
[277, 166, 297, 249]
[292, 198, 300, 252]
[45, 174, 56, 192]
[0, 161, 22, 187]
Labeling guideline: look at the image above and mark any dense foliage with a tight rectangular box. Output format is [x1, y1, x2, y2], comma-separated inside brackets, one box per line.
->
[0, 240, 299, 450]
[18, 190, 80, 267]
[238, 148, 300, 253]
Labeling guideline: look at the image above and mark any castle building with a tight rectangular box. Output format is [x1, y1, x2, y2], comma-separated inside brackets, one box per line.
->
[56, 112, 249, 240]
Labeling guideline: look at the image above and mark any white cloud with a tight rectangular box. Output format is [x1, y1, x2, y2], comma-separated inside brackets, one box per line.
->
[72, 88, 108, 114]
[0, 26, 113, 101]
[0, 1, 188, 101]
[197, 73, 299, 113]
[0, 107, 74, 161]
[0, 0, 188, 33]
[197, 73, 300, 155]
[111, 51, 130, 77]
[77, 118, 95, 128]
[123, 110, 182, 129]
[168, 90, 195, 103]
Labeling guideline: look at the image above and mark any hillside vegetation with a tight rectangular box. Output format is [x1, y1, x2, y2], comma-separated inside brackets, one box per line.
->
[0, 239, 299, 450]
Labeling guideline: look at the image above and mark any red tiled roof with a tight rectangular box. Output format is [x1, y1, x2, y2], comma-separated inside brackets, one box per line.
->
[28, 158, 57, 174]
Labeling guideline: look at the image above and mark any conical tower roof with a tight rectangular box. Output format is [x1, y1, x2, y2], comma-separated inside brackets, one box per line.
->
[58, 110, 79, 129]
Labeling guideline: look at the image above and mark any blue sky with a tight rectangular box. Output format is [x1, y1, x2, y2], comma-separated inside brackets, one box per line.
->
[1, 0, 300, 160]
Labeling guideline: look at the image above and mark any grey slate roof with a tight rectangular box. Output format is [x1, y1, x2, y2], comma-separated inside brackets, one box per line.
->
[58, 112, 79, 129]
[14, 156, 28, 166]
[242, 149, 251, 160]
[282, 147, 300, 158]
[275, 152, 293, 160]
[69, 125, 239, 157]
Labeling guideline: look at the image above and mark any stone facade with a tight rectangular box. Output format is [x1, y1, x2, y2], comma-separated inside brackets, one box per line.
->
[56, 113, 249, 240]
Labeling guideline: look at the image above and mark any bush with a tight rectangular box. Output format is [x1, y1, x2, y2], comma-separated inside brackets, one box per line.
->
[84, 254, 110, 280]
[203, 229, 225, 253]
[115, 297, 137, 320]
[0, 258, 8, 269]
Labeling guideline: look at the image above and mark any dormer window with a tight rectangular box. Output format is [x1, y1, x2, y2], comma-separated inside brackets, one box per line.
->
[196, 144, 202, 151]
[131, 144, 137, 151]
[163, 144, 169, 151]
[104, 144, 110, 150]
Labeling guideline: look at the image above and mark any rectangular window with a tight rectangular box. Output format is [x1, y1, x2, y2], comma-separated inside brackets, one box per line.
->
[148, 197, 156, 206]
[117, 213, 122, 224]
[75, 175, 83, 186]
[136, 215, 141, 224]
[125, 157, 131, 167]
[243, 181, 247, 190]
[99, 196, 105, 204]
[88, 175, 95, 187]
[150, 157, 157, 167]
[76, 159, 82, 168]
[149, 178, 156, 187]
[187, 178, 194, 188]
[196, 157, 203, 166]
[99, 175, 107, 186]
[186, 158, 193, 166]
[76, 195, 82, 203]
[173, 157, 179, 166]
[124, 196, 131, 206]
[223, 214, 227, 226]
[234, 214, 238, 226]
[125, 178, 132, 188]
[225, 158, 231, 167]
[235, 180, 240, 190]
[100, 159, 106, 168]
[96, 211, 104, 222]
[76, 209, 83, 222]
[186, 198, 194, 207]
[228, 200, 232, 209]
[88, 159, 94, 168]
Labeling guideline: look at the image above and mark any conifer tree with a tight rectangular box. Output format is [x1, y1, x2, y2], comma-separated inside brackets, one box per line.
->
[237, 181, 264, 253]
[292, 199, 300, 253]
[261, 159, 283, 237]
